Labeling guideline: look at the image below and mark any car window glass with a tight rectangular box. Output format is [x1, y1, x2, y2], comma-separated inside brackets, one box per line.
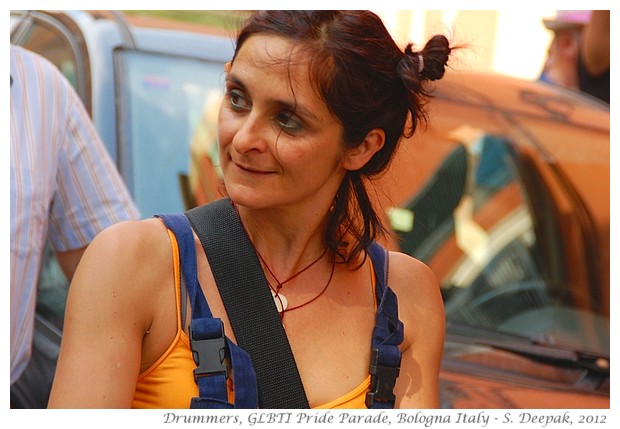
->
[392, 135, 609, 355]
[15, 18, 80, 90]
[116, 50, 226, 216]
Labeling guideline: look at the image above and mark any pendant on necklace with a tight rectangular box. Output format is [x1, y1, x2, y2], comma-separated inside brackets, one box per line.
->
[271, 288, 288, 313]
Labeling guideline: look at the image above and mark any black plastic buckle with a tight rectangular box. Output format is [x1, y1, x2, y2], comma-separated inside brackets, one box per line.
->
[365, 348, 401, 408]
[190, 322, 229, 381]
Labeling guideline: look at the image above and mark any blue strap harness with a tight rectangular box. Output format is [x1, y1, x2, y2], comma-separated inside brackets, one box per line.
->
[157, 204, 403, 409]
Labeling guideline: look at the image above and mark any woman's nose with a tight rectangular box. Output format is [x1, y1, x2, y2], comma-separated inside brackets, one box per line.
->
[231, 112, 270, 154]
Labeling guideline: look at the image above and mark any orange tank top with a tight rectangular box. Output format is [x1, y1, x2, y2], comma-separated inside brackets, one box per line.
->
[132, 229, 373, 408]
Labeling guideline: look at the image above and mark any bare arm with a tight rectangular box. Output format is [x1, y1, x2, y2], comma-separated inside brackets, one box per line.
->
[48, 221, 161, 408]
[581, 10, 610, 75]
[390, 252, 445, 408]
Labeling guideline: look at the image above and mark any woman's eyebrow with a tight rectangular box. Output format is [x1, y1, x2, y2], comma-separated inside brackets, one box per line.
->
[227, 72, 321, 123]
[275, 99, 320, 123]
[225, 73, 247, 90]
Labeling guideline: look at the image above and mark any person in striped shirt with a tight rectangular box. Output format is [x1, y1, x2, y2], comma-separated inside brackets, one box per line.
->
[10, 45, 140, 404]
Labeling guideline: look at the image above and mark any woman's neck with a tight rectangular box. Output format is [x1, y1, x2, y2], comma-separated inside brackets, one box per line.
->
[234, 202, 331, 278]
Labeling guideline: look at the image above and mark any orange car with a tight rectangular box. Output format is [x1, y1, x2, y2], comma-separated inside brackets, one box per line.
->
[375, 70, 610, 408]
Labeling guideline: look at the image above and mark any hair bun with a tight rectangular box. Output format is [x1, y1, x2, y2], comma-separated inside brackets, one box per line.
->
[418, 35, 451, 81]
[400, 34, 450, 81]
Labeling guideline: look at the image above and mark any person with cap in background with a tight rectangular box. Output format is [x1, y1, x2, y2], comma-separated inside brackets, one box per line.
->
[539, 10, 610, 104]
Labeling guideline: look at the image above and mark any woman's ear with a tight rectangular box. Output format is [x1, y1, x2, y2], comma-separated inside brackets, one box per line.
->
[343, 128, 385, 171]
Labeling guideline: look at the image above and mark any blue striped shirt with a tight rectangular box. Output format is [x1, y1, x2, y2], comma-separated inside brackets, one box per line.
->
[10, 45, 140, 384]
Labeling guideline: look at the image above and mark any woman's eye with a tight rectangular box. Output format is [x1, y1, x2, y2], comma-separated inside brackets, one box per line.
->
[228, 89, 250, 111]
[275, 111, 303, 133]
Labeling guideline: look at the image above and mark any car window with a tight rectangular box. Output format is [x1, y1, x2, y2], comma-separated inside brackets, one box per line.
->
[391, 135, 609, 356]
[11, 12, 81, 93]
[115, 50, 226, 216]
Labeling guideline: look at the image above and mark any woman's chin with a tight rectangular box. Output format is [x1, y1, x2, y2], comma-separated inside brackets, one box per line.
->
[225, 185, 267, 209]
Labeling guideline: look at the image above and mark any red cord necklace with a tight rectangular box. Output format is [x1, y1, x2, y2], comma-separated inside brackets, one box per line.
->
[235, 203, 335, 319]
[253, 237, 335, 319]
[262, 251, 335, 318]
[256, 245, 326, 290]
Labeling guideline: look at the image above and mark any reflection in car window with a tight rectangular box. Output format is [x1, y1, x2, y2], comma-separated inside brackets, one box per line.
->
[392, 135, 609, 355]
[16, 19, 79, 90]
[116, 51, 226, 216]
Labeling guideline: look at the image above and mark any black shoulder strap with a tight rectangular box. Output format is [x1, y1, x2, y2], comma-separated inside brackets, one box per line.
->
[185, 198, 310, 409]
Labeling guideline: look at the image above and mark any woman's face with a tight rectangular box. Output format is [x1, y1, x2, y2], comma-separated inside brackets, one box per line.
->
[218, 34, 348, 211]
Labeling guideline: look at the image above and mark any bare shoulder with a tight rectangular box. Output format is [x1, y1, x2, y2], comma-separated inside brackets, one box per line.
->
[50, 218, 176, 407]
[72, 218, 174, 304]
[64, 217, 176, 346]
[386, 251, 445, 348]
[84, 218, 171, 266]
[88, 218, 169, 253]
[387, 251, 440, 302]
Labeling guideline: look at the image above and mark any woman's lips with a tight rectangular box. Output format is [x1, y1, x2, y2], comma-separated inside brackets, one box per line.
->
[234, 161, 273, 175]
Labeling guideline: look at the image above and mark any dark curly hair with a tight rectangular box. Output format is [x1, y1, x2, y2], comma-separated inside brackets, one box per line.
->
[232, 10, 453, 265]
